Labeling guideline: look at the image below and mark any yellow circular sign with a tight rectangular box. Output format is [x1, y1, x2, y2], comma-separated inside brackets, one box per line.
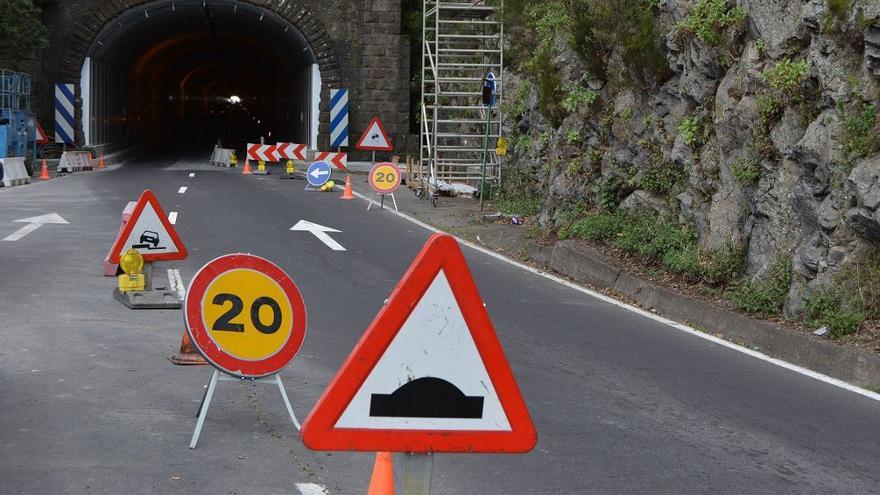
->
[201, 268, 293, 361]
[369, 163, 402, 194]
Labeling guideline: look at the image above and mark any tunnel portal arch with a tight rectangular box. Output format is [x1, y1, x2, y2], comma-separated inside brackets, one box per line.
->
[57, 0, 342, 150]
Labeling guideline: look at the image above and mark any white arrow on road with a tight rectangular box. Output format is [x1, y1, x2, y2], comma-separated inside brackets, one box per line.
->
[290, 220, 345, 251]
[3, 213, 69, 242]
[309, 168, 330, 180]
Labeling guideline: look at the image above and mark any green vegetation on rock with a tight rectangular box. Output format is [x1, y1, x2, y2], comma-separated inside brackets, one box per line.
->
[561, 81, 598, 114]
[761, 59, 809, 95]
[675, 0, 747, 46]
[565, 210, 743, 281]
[839, 101, 880, 165]
[726, 260, 791, 317]
[804, 288, 865, 337]
[731, 157, 761, 184]
[801, 252, 880, 337]
[679, 116, 700, 146]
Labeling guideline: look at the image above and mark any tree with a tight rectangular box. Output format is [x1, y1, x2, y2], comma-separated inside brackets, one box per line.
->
[0, 0, 49, 67]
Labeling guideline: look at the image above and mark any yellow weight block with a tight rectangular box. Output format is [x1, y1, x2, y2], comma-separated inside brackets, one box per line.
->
[118, 273, 146, 292]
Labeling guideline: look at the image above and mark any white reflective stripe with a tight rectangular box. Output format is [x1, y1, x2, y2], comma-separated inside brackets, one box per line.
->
[55, 85, 75, 117]
[295, 483, 328, 495]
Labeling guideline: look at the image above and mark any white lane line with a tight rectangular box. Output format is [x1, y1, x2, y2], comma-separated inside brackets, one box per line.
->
[178, 186, 188, 194]
[295, 483, 328, 495]
[345, 188, 880, 402]
[168, 211, 178, 224]
[188, 173, 195, 178]
[167, 269, 185, 301]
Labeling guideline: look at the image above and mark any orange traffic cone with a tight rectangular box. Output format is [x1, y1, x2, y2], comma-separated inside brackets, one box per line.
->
[367, 452, 395, 495]
[242, 158, 252, 175]
[168, 331, 208, 365]
[98, 153, 105, 169]
[340, 174, 355, 199]
[39, 160, 49, 180]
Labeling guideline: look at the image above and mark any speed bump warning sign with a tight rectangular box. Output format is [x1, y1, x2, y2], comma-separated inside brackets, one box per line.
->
[302, 234, 536, 453]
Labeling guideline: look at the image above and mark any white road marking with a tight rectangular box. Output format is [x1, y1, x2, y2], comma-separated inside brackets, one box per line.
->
[167, 269, 186, 301]
[295, 483, 328, 495]
[177, 186, 188, 194]
[290, 220, 345, 251]
[3, 213, 69, 242]
[188, 173, 195, 178]
[168, 211, 178, 224]
[344, 188, 880, 402]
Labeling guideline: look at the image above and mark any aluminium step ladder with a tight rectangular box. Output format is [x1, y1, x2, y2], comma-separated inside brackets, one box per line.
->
[420, 0, 504, 202]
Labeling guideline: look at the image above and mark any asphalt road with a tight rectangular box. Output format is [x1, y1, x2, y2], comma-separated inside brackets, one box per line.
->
[1, 151, 879, 494]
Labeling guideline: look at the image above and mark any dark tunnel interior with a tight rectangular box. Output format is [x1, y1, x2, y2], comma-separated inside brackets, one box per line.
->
[84, 0, 317, 154]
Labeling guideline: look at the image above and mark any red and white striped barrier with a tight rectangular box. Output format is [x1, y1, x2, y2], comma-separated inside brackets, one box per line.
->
[247, 143, 279, 162]
[276, 142, 307, 161]
[315, 151, 347, 170]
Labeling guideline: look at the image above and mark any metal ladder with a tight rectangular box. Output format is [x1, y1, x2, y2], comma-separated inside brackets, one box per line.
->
[420, 0, 503, 198]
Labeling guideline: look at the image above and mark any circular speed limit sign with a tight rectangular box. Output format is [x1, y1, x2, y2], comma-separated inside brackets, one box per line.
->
[184, 254, 306, 378]
[368, 162, 402, 194]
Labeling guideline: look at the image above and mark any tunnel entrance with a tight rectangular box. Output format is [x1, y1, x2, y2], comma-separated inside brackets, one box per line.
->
[81, 0, 320, 153]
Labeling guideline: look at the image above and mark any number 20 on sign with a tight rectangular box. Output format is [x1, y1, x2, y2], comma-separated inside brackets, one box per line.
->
[368, 162, 402, 195]
[185, 254, 307, 379]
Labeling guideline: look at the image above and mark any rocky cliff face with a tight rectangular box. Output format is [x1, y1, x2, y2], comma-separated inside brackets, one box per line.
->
[502, 0, 880, 318]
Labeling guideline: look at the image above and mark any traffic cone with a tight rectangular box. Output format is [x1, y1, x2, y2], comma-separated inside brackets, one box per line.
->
[98, 153, 105, 169]
[39, 160, 49, 180]
[366, 452, 395, 495]
[242, 158, 252, 175]
[168, 331, 208, 365]
[340, 174, 355, 199]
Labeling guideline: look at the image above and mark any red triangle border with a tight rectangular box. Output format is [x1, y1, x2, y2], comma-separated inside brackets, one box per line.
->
[107, 190, 188, 263]
[301, 233, 537, 453]
[355, 116, 394, 151]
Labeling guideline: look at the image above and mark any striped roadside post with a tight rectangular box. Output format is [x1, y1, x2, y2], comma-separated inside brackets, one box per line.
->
[329, 88, 348, 149]
[55, 83, 75, 145]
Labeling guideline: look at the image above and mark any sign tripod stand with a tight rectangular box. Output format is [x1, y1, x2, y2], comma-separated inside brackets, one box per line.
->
[367, 161, 402, 212]
[191, 370, 299, 449]
[366, 191, 398, 212]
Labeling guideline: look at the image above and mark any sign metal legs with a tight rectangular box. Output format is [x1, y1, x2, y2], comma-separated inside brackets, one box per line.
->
[400, 453, 434, 495]
[367, 193, 398, 212]
[190, 369, 300, 449]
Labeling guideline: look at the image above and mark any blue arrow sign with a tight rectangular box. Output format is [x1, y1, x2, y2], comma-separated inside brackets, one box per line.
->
[307, 161, 332, 187]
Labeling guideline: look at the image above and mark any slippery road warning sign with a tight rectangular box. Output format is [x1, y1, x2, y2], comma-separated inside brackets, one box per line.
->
[184, 253, 307, 379]
[355, 117, 393, 151]
[302, 234, 536, 453]
[108, 190, 187, 263]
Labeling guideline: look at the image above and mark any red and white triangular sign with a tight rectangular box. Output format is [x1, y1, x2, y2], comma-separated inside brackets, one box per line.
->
[108, 190, 188, 263]
[355, 117, 393, 151]
[35, 121, 48, 144]
[302, 234, 536, 453]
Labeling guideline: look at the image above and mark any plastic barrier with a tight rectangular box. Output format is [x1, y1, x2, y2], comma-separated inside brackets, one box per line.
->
[209, 147, 235, 167]
[0, 157, 32, 187]
[103, 201, 137, 276]
[57, 151, 93, 173]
